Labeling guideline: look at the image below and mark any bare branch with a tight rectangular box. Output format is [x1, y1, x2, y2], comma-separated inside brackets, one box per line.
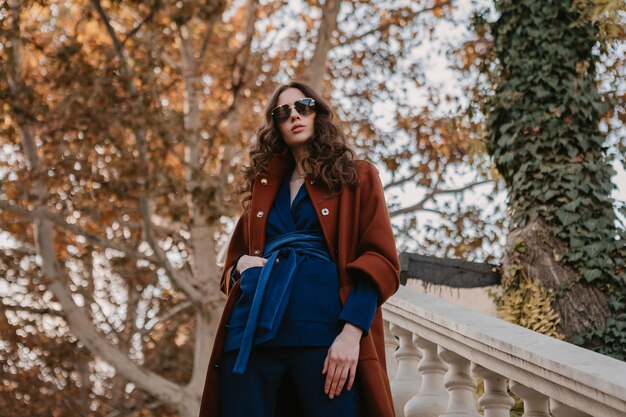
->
[121, 0, 159, 47]
[384, 170, 421, 191]
[198, 0, 231, 61]
[138, 300, 193, 335]
[90, 0, 132, 78]
[0, 201, 158, 262]
[140, 209, 202, 306]
[202, 0, 259, 154]
[198, 27, 214, 64]
[230, 0, 259, 86]
[1, 302, 63, 318]
[335, 1, 453, 48]
[389, 205, 445, 218]
[0, 243, 36, 257]
[135, 130, 204, 306]
[388, 179, 492, 218]
[431, 179, 492, 196]
[47, 273, 188, 405]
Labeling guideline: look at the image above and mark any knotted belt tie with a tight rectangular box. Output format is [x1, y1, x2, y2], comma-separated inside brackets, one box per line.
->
[232, 231, 332, 374]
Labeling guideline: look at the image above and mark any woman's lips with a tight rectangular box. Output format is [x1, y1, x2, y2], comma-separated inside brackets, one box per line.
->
[291, 126, 305, 133]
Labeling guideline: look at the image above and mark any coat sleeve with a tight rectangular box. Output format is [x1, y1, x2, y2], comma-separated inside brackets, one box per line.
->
[345, 161, 400, 305]
[220, 209, 250, 295]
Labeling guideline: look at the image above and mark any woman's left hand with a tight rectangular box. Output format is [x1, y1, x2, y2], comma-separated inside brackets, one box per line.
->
[322, 322, 362, 399]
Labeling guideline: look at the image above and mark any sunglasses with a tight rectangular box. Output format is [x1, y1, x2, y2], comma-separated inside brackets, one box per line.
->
[271, 98, 316, 124]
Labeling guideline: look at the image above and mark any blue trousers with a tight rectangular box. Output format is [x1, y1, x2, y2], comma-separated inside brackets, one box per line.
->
[220, 347, 361, 417]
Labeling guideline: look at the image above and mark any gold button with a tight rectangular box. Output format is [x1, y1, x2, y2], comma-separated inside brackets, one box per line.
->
[260, 178, 268, 185]
[253, 249, 261, 256]
[256, 210, 264, 218]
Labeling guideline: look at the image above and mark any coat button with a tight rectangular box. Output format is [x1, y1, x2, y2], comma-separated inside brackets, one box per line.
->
[253, 249, 261, 256]
[260, 178, 268, 185]
[213, 363, 220, 369]
[321, 208, 329, 216]
[256, 210, 264, 218]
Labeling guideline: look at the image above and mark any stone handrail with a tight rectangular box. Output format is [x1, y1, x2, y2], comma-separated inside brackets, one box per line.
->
[383, 285, 626, 417]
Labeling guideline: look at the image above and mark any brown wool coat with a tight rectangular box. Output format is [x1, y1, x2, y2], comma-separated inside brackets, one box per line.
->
[199, 155, 400, 417]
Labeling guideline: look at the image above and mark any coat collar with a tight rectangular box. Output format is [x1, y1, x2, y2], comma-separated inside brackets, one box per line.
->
[249, 154, 339, 260]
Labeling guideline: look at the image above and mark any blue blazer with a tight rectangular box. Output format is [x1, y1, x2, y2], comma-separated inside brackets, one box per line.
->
[224, 168, 377, 369]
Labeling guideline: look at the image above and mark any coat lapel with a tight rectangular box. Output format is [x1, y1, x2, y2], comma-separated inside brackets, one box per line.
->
[249, 154, 340, 261]
[304, 178, 339, 261]
[249, 155, 292, 255]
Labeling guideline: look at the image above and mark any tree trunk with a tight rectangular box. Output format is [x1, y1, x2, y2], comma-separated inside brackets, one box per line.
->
[503, 218, 610, 339]
[301, 0, 341, 95]
[485, 0, 624, 356]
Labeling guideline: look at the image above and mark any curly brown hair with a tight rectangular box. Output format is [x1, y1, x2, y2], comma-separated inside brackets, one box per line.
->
[241, 81, 358, 201]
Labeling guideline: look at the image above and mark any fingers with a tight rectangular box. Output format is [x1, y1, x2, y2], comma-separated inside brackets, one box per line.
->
[323, 359, 337, 397]
[346, 363, 357, 391]
[238, 255, 269, 273]
[331, 366, 349, 398]
[323, 351, 357, 399]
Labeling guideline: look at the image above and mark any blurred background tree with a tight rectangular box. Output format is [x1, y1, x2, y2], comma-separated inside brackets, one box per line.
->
[471, 0, 625, 358]
[0, 0, 623, 415]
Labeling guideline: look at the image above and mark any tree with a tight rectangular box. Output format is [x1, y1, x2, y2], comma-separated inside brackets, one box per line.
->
[1, 0, 506, 415]
[483, 0, 626, 358]
[1, 0, 264, 415]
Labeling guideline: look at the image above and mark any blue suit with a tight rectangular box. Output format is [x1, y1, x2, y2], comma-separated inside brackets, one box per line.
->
[220, 168, 377, 417]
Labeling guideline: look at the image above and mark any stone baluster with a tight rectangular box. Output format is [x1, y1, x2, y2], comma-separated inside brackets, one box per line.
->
[384, 320, 399, 380]
[550, 399, 593, 417]
[509, 381, 550, 417]
[439, 348, 481, 417]
[405, 337, 448, 417]
[472, 364, 514, 417]
[389, 324, 422, 417]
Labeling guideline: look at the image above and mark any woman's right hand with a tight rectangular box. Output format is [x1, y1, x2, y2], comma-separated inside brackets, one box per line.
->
[236, 255, 269, 274]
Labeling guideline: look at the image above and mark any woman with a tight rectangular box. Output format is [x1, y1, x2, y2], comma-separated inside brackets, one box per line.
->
[199, 81, 400, 417]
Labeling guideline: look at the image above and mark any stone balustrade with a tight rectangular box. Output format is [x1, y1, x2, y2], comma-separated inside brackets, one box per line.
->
[383, 285, 626, 417]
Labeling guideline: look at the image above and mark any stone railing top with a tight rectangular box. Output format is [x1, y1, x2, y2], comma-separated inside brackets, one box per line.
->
[383, 285, 626, 417]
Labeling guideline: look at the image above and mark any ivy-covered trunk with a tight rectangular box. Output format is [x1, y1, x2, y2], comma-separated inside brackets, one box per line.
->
[485, 0, 626, 359]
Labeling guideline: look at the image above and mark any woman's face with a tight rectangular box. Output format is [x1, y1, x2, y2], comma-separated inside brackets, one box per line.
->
[275, 88, 316, 155]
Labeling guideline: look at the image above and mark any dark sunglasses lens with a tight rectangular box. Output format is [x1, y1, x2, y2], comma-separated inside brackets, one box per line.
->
[294, 98, 315, 116]
[272, 105, 291, 123]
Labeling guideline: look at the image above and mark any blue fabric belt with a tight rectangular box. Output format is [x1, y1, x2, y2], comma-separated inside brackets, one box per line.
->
[232, 231, 332, 374]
